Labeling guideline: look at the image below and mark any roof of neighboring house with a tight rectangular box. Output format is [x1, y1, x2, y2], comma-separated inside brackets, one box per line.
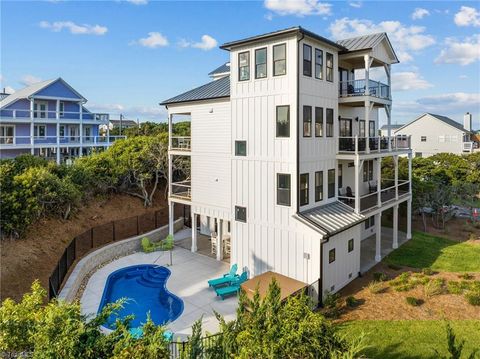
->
[396, 113, 471, 134]
[110, 119, 138, 126]
[337, 32, 399, 63]
[208, 62, 230, 76]
[0, 77, 86, 109]
[380, 124, 403, 130]
[160, 76, 230, 105]
[298, 201, 365, 237]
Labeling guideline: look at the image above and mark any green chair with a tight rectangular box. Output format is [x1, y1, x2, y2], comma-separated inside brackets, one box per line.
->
[208, 264, 238, 288]
[215, 271, 248, 300]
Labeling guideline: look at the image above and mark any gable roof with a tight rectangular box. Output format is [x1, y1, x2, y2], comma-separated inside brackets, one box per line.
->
[208, 62, 230, 76]
[110, 119, 138, 126]
[396, 113, 471, 134]
[160, 76, 230, 106]
[380, 124, 402, 130]
[337, 32, 399, 63]
[0, 77, 86, 108]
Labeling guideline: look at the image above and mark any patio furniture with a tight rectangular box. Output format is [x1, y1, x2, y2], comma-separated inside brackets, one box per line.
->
[210, 231, 218, 255]
[215, 271, 249, 300]
[223, 235, 231, 257]
[207, 263, 238, 287]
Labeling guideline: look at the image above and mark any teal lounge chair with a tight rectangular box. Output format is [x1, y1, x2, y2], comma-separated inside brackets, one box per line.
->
[207, 264, 238, 288]
[215, 271, 248, 300]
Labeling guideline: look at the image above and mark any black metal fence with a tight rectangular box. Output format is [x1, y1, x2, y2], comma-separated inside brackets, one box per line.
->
[48, 205, 190, 299]
[169, 333, 224, 358]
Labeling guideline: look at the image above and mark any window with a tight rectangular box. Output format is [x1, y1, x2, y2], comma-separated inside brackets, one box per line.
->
[365, 216, 375, 229]
[33, 101, 48, 119]
[369, 121, 376, 138]
[59, 101, 65, 117]
[326, 52, 333, 82]
[315, 107, 323, 137]
[34, 125, 46, 138]
[238, 51, 250, 81]
[338, 164, 343, 188]
[328, 169, 335, 198]
[273, 43, 286, 76]
[339, 118, 352, 137]
[300, 173, 309, 206]
[326, 108, 334, 137]
[255, 47, 267, 79]
[363, 160, 374, 182]
[84, 126, 91, 142]
[348, 238, 354, 253]
[303, 106, 312, 137]
[303, 44, 312, 77]
[359, 120, 366, 137]
[59, 125, 65, 137]
[235, 140, 247, 156]
[277, 173, 291, 206]
[421, 136, 427, 142]
[315, 48, 323, 79]
[329, 248, 335, 263]
[315, 171, 323, 202]
[235, 206, 247, 222]
[0, 125, 14, 144]
[276, 105, 290, 138]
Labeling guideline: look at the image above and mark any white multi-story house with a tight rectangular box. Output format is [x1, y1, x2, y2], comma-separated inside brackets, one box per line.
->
[161, 27, 412, 302]
[394, 112, 475, 157]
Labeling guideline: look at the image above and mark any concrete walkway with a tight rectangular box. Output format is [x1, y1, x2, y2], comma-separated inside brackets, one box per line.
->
[80, 246, 237, 339]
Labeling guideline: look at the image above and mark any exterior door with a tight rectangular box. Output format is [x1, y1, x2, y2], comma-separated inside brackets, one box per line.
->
[84, 126, 92, 142]
[34, 101, 48, 118]
[69, 126, 79, 142]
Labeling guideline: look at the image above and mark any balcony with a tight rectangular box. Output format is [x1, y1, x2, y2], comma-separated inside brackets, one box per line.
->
[0, 109, 109, 122]
[170, 180, 191, 201]
[339, 79, 390, 100]
[171, 136, 191, 151]
[338, 135, 411, 157]
[0, 135, 125, 147]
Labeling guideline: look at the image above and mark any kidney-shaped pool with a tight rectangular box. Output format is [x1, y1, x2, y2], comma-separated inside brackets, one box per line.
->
[98, 264, 184, 330]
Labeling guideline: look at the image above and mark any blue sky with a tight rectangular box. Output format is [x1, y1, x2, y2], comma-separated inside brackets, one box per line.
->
[1, 0, 479, 127]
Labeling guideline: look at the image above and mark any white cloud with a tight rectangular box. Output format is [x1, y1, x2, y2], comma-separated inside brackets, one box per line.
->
[126, 0, 148, 4]
[348, 1, 362, 8]
[417, 93, 480, 108]
[454, 6, 480, 27]
[329, 17, 435, 62]
[391, 71, 433, 91]
[179, 35, 218, 51]
[435, 34, 480, 65]
[132, 32, 169, 48]
[39, 21, 107, 35]
[21, 75, 42, 86]
[264, 0, 332, 17]
[411, 8, 430, 20]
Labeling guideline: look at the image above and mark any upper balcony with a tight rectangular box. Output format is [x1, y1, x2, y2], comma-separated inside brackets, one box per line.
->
[0, 135, 125, 149]
[337, 135, 411, 159]
[338, 79, 391, 106]
[0, 109, 109, 123]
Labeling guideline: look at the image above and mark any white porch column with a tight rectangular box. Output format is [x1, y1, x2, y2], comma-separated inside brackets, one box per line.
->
[30, 99, 34, 155]
[386, 105, 392, 151]
[56, 100, 60, 164]
[191, 212, 198, 253]
[407, 199, 412, 240]
[365, 100, 370, 153]
[79, 103, 83, 157]
[377, 157, 382, 207]
[168, 114, 173, 198]
[354, 156, 361, 214]
[393, 204, 399, 249]
[217, 218, 224, 261]
[394, 155, 399, 200]
[168, 201, 174, 236]
[375, 212, 382, 262]
[364, 54, 370, 96]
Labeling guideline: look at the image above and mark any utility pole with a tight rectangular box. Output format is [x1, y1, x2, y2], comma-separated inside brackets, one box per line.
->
[119, 113, 123, 136]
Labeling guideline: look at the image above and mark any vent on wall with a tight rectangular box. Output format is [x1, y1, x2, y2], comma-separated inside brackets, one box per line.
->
[349, 273, 352, 279]
[330, 285, 335, 292]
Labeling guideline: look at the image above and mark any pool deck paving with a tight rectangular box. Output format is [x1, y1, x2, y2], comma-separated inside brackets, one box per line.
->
[80, 246, 237, 340]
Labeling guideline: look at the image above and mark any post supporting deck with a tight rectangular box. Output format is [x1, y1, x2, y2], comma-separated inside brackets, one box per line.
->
[168, 201, 174, 236]
[375, 212, 382, 262]
[191, 212, 198, 253]
[393, 204, 399, 249]
[217, 219, 224, 261]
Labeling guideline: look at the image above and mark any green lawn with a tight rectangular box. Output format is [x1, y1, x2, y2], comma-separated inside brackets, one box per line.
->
[337, 320, 480, 359]
[384, 231, 480, 272]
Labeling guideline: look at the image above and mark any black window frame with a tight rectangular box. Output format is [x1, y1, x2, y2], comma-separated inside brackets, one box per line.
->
[326, 52, 334, 82]
[329, 248, 336, 263]
[315, 48, 323, 80]
[235, 206, 247, 223]
[315, 171, 323, 202]
[421, 136, 427, 142]
[315, 107, 323, 137]
[59, 101, 65, 117]
[300, 173, 309, 206]
[326, 108, 334, 137]
[276, 105, 290, 138]
[303, 44, 312, 77]
[238, 51, 250, 81]
[235, 140, 247, 156]
[369, 120, 376, 138]
[59, 125, 65, 137]
[303, 105, 312, 137]
[348, 238, 354, 253]
[276, 173, 291, 206]
[273, 43, 286, 76]
[328, 168, 335, 198]
[255, 47, 267, 79]
[338, 164, 343, 189]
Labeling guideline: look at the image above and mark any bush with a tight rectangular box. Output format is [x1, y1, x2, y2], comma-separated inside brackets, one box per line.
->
[323, 291, 341, 318]
[424, 278, 445, 297]
[422, 268, 435, 276]
[373, 272, 388, 282]
[464, 291, 480, 306]
[367, 281, 386, 294]
[447, 281, 472, 295]
[345, 296, 359, 308]
[459, 273, 474, 280]
[405, 297, 422, 306]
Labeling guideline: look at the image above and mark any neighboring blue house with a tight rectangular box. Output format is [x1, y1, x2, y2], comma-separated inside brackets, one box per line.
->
[0, 78, 122, 164]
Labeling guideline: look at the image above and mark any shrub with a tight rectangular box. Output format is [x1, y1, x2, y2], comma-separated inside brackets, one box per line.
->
[405, 297, 422, 306]
[345, 296, 358, 308]
[459, 273, 474, 280]
[323, 292, 341, 318]
[465, 291, 480, 306]
[424, 278, 445, 297]
[367, 281, 386, 294]
[373, 272, 388, 282]
[422, 268, 435, 276]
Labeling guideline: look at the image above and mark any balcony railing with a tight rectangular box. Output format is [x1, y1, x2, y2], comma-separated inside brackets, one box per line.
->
[339, 79, 390, 99]
[0, 109, 109, 122]
[338, 135, 411, 155]
[170, 181, 191, 200]
[171, 136, 191, 151]
[0, 135, 125, 146]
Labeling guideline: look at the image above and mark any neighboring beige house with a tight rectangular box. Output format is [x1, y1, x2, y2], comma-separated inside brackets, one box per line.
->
[394, 113, 475, 157]
[380, 124, 402, 137]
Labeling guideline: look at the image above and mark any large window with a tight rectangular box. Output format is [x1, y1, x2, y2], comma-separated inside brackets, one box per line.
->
[235, 140, 247, 156]
[238, 51, 250, 81]
[235, 206, 247, 222]
[276, 105, 290, 138]
[273, 43, 286, 76]
[300, 173, 309, 206]
[315, 48, 323, 79]
[338, 164, 343, 188]
[315, 107, 323, 137]
[369, 121, 376, 138]
[328, 169, 335, 198]
[303, 106, 312, 137]
[359, 120, 366, 137]
[326, 108, 334, 137]
[365, 216, 375, 229]
[303, 44, 312, 77]
[33, 101, 48, 119]
[34, 125, 46, 138]
[339, 118, 352, 137]
[255, 47, 267, 79]
[315, 171, 323, 202]
[0, 125, 14, 144]
[363, 160, 374, 182]
[277, 173, 291, 206]
[326, 52, 334, 82]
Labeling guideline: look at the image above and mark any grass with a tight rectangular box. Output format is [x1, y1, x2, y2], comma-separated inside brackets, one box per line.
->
[337, 320, 480, 359]
[384, 231, 480, 272]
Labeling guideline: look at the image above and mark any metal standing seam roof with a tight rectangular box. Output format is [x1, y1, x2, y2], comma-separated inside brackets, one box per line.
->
[160, 76, 230, 105]
[336, 32, 386, 52]
[380, 124, 403, 130]
[299, 201, 365, 237]
[208, 62, 230, 76]
[396, 113, 471, 134]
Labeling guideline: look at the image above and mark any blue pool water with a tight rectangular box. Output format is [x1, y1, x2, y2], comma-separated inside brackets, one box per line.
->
[98, 265, 184, 330]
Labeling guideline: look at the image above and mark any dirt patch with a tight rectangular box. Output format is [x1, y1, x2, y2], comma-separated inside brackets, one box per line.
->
[0, 192, 172, 302]
[332, 263, 480, 321]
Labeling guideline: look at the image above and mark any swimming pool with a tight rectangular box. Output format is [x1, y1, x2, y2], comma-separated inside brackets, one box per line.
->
[98, 264, 184, 330]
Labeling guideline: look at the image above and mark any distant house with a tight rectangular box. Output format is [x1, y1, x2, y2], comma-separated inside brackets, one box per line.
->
[379, 124, 402, 137]
[394, 113, 475, 157]
[100, 119, 138, 131]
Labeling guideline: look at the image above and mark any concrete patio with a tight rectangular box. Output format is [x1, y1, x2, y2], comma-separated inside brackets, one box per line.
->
[80, 245, 237, 340]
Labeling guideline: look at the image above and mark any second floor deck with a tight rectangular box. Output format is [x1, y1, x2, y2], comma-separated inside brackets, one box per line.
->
[337, 135, 411, 157]
[0, 109, 109, 122]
